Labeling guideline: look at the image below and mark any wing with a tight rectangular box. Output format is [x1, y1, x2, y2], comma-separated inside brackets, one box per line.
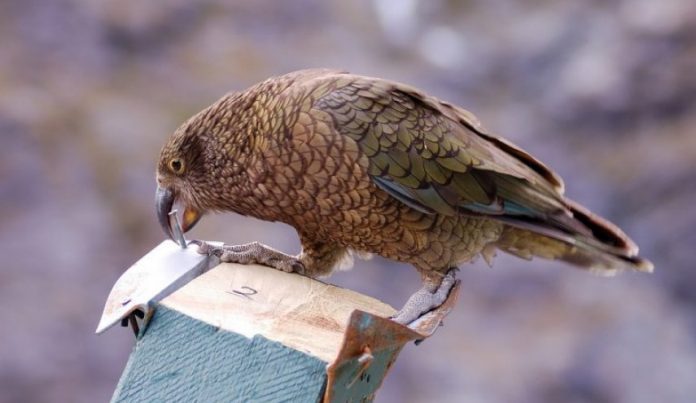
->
[312, 76, 587, 233]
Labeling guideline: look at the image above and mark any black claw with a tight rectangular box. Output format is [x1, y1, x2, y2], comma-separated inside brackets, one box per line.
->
[292, 261, 306, 275]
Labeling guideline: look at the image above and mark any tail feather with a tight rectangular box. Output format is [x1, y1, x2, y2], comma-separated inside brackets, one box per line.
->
[492, 198, 653, 275]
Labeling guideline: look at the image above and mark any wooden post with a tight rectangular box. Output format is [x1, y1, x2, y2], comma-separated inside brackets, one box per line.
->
[107, 263, 455, 402]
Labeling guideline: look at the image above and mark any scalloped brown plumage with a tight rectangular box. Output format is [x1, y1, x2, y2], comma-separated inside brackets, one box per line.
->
[156, 69, 652, 321]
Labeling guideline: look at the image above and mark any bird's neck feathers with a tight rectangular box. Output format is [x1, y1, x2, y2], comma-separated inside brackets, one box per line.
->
[190, 77, 307, 220]
[190, 91, 269, 216]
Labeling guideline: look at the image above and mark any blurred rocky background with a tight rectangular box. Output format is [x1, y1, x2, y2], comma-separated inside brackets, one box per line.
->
[1, 0, 695, 402]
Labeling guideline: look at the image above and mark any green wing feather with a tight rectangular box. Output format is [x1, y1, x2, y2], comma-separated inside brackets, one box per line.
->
[309, 72, 650, 271]
[314, 77, 573, 226]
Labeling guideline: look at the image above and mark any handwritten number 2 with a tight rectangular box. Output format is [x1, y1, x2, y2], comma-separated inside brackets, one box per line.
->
[228, 286, 258, 300]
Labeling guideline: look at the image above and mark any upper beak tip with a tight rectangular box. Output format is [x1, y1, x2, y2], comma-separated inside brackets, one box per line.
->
[155, 186, 175, 240]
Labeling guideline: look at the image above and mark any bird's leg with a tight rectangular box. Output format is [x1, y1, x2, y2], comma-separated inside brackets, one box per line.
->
[295, 238, 348, 278]
[391, 268, 458, 325]
[195, 241, 305, 275]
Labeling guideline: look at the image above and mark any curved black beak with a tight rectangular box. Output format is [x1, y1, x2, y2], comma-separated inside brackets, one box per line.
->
[156, 186, 175, 241]
[156, 185, 203, 244]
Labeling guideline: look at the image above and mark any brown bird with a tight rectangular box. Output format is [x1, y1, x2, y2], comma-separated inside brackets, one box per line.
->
[156, 69, 653, 324]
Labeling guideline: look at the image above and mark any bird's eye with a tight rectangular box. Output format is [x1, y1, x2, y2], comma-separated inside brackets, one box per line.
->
[169, 158, 185, 174]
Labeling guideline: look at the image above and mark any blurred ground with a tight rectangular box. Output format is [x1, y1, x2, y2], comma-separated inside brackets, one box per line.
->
[1, 0, 695, 402]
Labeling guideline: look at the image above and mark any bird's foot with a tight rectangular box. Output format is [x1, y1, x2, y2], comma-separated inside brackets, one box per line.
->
[391, 268, 458, 326]
[195, 241, 305, 275]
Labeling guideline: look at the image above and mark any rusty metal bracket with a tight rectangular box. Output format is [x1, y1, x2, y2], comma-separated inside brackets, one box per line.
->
[324, 281, 461, 402]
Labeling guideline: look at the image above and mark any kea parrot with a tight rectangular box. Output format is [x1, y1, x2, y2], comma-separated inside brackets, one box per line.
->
[156, 69, 653, 325]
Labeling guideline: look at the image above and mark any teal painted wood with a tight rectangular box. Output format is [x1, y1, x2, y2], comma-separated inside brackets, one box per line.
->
[111, 305, 328, 403]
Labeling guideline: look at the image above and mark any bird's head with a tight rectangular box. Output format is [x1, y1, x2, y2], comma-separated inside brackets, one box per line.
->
[155, 91, 257, 241]
[155, 119, 209, 241]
